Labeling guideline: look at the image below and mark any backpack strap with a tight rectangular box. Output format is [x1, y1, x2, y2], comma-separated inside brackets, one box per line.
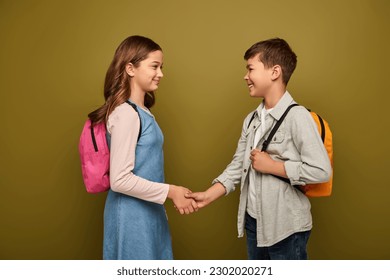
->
[316, 113, 325, 142]
[307, 109, 325, 143]
[90, 122, 99, 152]
[247, 111, 257, 130]
[261, 104, 299, 151]
[125, 100, 142, 141]
[261, 103, 299, 186]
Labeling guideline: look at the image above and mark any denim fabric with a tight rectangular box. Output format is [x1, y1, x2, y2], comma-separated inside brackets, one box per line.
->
[104, 102, 173, 260]
[245, 213, 310, 260]
[103, 190, 173, 260]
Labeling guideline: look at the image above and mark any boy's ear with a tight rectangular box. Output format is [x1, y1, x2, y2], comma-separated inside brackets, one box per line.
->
[125, 63, 135, 77]
[271, 65, 282, 81]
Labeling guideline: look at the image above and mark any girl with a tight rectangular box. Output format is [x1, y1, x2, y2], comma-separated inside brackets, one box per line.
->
[88, 35, 196, 260]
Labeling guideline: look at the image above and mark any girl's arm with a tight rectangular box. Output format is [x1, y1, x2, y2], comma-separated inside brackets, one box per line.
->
[108, 103, 196, 214]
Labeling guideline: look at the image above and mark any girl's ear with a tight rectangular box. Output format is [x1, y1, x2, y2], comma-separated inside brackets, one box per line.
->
[271, 65, 282, 81]
[126, 63, 135, 77]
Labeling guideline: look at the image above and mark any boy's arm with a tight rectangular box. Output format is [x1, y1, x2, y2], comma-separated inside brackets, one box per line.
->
[212, 112, 253, 195]
[186, 112, 254, 208]
[250, 149, 287, 177]
[185, 183, 226, 209]
[284, 108, 332, 185]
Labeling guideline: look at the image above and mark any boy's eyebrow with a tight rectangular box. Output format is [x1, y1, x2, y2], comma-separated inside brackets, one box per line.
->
[246, 64, 252, 69]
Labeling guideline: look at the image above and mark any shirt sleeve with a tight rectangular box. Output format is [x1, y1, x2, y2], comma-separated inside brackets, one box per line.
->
[212, 112, 253, 195]
[284, 107, 332, 185]
[107, 103, 169, 204]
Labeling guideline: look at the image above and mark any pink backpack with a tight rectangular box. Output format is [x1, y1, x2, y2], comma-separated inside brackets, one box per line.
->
[78, 101, 141, 193]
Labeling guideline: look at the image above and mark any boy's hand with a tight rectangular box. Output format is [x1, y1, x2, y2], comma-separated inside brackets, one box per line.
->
[250, 149, 274, 173]
[250, 149, 288, 178]
[185, 191, 210, 209]
[185, 183, 226, 210]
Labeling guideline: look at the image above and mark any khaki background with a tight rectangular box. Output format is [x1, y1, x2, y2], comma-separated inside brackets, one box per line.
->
[1, 0, 389, 259]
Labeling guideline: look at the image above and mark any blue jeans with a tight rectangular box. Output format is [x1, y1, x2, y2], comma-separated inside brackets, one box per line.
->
[245, 212, 311, 260]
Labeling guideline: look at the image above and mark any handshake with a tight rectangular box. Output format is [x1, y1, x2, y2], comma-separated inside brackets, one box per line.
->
[167, 185, 211, 215]
[167, 149, 270, 214]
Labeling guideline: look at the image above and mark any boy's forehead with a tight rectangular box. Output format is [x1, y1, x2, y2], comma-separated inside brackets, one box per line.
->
[247, 53, 261, 62]
[246, 53, 262, 65]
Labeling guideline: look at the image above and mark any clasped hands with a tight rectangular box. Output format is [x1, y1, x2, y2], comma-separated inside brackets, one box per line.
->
[170, 149, 273, 215]
[168, 185, 213, 215]
[168, 185, 198, 215]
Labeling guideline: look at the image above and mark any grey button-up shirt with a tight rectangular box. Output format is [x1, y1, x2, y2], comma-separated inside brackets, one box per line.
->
[213, 92, 332, 246]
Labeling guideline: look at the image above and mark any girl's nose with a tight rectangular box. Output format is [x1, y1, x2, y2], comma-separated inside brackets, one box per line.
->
[157, 67, 163, 78]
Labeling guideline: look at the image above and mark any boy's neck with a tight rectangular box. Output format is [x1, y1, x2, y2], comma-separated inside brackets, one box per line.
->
[263, 85, 286, 109]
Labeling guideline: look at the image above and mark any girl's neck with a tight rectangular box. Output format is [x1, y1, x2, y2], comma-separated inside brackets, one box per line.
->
[129, 90, 146, 109]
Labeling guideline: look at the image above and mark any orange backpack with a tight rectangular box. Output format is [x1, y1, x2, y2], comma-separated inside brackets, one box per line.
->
[254, 104, 333, 197]
[299, 111, 333, 197]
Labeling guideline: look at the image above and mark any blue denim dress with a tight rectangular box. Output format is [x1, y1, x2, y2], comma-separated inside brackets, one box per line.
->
[103, 103, 173, 260]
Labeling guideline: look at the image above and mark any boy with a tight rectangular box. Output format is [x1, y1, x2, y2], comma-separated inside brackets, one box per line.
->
[186, 38, 331, 260]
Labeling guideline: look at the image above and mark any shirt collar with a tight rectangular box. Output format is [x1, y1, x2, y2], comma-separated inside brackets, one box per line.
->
[253, 91, 295, 121]
[267, 91, 296, 120]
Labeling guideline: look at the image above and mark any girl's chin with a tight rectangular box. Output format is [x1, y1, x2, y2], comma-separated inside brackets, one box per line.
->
[146, 86, 159, 92]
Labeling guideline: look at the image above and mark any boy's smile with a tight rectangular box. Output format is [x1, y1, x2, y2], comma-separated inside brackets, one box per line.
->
[244, 54, 273, 98]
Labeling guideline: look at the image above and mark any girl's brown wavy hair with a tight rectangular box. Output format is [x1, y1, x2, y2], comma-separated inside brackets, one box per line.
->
[88, 35, 162, 124]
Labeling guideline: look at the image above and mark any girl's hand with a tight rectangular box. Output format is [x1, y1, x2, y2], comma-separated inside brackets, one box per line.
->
[168, 185, 198, 214]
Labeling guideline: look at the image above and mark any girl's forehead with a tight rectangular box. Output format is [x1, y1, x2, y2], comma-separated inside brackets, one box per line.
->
[145, 50, 163, 60]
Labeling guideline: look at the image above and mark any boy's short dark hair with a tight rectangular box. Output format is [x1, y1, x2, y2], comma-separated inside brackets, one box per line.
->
[244, 38, 297, 85]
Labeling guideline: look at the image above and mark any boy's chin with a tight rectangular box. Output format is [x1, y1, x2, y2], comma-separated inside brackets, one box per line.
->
[249, 91, 264, 98]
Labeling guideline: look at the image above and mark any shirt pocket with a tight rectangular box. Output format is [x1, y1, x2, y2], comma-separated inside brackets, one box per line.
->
[269, 129, 285, 144]
[266, 128, 287, 155]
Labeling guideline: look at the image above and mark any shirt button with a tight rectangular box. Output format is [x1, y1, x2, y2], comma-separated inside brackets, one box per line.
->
[244, 169, 247, 173]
